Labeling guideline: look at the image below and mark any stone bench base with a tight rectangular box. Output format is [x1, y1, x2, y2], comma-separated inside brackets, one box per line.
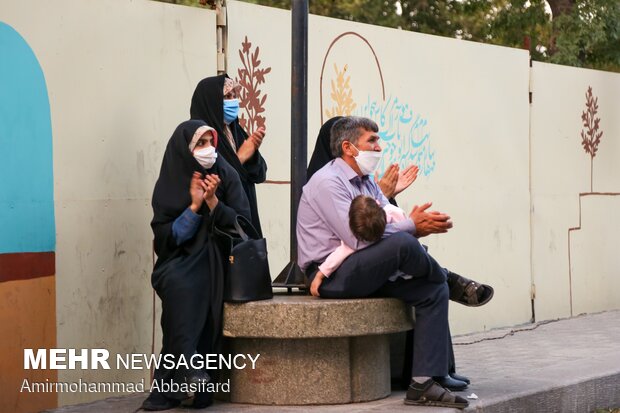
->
[219, 295, 413, 405]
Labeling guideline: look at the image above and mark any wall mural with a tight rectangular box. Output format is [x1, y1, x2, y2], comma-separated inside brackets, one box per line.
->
[325, 64, 357, 118]
[233, 32, 436, 178]
[320, 32, 436, 177]
[568, 85, 619, 315]
[235, 35, 271, 136]
[580, 86, 603, 192]
[0, 21, 57, 412]
[0, 22, 56, 262]
[234, 35, 286, 185]
[356, 95, 435, 177]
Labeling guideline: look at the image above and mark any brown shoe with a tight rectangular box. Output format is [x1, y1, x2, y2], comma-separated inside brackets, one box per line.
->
[405, 379, 469, 409]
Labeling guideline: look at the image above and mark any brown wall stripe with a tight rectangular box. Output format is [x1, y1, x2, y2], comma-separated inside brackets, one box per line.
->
[0, 252, 55, 283]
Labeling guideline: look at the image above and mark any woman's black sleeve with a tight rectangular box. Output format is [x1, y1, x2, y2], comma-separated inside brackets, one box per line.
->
[208, 160, 252, 230]
[235, 123, 267, 184]
[151, 221, 177, 263]
[243, 150, 267, 184]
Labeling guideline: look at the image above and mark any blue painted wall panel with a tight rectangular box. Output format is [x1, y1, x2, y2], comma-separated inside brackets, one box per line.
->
[0, 22, 55, 253]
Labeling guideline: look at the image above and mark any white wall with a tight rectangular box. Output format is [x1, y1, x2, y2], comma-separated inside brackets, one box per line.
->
[228, 2, 620, 333]
[530, 62, 620, 320]
[228, 0, 532, 334]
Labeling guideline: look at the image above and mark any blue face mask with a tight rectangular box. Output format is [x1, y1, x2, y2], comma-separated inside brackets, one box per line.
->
[223, 99, 240, 124]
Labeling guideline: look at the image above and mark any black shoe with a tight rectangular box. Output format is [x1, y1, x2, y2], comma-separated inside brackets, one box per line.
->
[141, 391, 180, 411]
[192, 391, 214, 409]
[405, 379, 469, 409]
[450, 372, 471, 385]
[184, 368, 210, 398]
[432, 375, 468, 391]
[185, 368, 210, 386]
[447, 271, 494, 307]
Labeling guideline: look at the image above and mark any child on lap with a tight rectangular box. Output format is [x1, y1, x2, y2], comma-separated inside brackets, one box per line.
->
[310, 195, 408, 296]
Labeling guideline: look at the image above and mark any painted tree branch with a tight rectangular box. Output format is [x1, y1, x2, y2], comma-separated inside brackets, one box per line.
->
[580, 86, 604, 192]
[236, 36, 271, 135]
[580, 86, 603, 158]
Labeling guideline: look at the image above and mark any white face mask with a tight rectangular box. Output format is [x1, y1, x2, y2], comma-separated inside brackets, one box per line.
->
[193, 146, 217, 170]
[350, 143, 382, 175]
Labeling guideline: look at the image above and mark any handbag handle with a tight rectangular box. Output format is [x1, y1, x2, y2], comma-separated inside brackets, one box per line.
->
[231, 215, 260, 241]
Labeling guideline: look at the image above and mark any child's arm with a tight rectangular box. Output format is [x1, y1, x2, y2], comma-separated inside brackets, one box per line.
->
[311, 242, 355, 297]
[318, 241, 355, 277]
[310, 271, 325, 297]
[384, 204, 408, 223]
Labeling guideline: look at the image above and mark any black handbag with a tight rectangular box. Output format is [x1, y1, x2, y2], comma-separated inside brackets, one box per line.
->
[213, 215, 273, 302]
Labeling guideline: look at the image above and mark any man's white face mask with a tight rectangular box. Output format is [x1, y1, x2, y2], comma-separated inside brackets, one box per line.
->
[350, 143, 382, 175]
[193, 146, 217, 170]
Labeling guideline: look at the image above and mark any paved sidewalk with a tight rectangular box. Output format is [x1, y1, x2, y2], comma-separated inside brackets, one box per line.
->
[46, 310, 620, 413]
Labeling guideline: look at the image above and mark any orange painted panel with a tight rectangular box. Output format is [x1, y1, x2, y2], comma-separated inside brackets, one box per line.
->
[0, 275, 57, 413]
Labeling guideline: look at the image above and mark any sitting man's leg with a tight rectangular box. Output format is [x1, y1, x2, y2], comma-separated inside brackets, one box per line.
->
[378, 276, 450, 377]
[317, 231, 446, 299]
[316, 232, 468, 408]
[375, 277, 465, 408]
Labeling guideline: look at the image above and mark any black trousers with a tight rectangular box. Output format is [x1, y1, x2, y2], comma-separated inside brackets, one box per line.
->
[151, 247, 216, 400]
[400, 328, 457, 388]
[314, 232, 450, 377]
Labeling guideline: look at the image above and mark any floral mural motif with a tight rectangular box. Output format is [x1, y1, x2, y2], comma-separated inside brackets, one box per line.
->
[325, 64, 356, 118]
[581, 86, 603, 157]
[321, 32, 435, 177]
[236, 36, 271, 135]
[580, 86, 603, 192]
[355, 95, 436, 177]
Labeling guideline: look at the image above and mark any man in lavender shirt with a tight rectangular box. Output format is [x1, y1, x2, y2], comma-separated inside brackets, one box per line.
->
[297, 116, 478, 408]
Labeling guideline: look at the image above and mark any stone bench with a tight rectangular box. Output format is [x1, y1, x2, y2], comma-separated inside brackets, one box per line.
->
[219, 294, 414, 405]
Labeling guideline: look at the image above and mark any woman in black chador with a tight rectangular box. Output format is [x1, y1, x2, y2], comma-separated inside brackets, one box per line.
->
[190, 74, 267, 236]
[141, 120, 250, 411]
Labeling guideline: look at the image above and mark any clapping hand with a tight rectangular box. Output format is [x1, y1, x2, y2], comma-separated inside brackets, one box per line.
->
[409, 202, 453, 237]
[375, 163, 399, 199]
[201, 174, 220, 211]
[249, 126, 266, 148]
[395, 164, 419, 196]
[189, 172, 205, 213]
[237, 127, 266, 164]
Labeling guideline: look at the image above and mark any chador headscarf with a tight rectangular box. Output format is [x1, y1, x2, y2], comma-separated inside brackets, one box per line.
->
[223, 77, 241, 97]
[307, 116, 398, 207]
[307, 116, 343, 181]
[151, 120, 208, 242]
[151, 119, 250, 262]
[189, 74, 267, 236]
[188, 125, 218, 153]
[189, 75, 248, 178]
